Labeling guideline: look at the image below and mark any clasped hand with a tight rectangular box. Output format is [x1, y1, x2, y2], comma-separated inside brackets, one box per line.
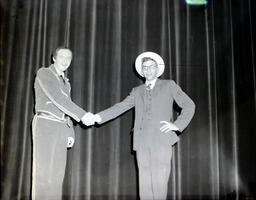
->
[81, 112, 101, 126]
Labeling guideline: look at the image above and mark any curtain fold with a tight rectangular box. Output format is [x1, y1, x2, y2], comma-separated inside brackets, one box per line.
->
[1, 0, 256, 199]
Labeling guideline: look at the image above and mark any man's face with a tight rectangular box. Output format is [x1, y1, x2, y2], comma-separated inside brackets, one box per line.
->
[53, 49, 72, 72]
[142, 60, 158, 81]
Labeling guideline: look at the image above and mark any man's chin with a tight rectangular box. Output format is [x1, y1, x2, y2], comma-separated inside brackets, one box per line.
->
[61, 66, 69, 71]
[146, 77, 156, 81]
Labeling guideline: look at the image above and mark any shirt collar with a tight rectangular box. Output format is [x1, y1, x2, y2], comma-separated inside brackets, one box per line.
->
[145, 78, 157, 89]
[54, 64, 65, 78]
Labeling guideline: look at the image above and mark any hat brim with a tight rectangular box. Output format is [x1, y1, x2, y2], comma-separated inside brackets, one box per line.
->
[135, 52, 165, 78]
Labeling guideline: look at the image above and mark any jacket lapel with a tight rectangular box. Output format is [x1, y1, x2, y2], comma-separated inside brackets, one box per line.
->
[152, 79, 161, 96]
[136, 79, 162, 101]
[49, 65, 70, 96]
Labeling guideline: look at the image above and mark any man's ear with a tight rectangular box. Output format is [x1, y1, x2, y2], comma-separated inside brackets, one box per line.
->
[52, 56, 56, 62]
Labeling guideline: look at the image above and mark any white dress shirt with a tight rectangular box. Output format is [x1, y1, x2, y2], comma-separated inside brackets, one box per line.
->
[145, 78, 157, 89]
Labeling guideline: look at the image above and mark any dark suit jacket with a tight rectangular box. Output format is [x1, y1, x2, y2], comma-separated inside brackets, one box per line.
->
[98, 79, 195, 150]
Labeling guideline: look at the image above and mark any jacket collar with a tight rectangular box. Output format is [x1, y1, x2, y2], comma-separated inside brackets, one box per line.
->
[139, 79, 162, 98]
[49, 64, 58, 75]
[145, 78, 161, 90]
[49, 64, 69, 81]
[50, 64, 65, 77]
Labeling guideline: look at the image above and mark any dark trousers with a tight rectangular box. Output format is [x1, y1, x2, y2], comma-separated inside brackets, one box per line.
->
[32, 116, 72, 200]
[136, 145, 172, 200]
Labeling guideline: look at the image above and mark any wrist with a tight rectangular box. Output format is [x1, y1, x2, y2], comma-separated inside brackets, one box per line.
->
[95, 114, 102, 123]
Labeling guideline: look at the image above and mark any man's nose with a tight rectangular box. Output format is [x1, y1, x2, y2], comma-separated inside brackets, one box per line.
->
[63, 59, 69, 64]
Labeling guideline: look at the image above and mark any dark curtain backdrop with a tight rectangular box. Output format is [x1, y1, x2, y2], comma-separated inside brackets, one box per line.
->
[1, 0, 256, 199]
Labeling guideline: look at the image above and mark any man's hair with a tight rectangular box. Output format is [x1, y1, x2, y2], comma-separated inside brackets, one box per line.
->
[141, 57, 157, 66]
[52, 46, 72, 59]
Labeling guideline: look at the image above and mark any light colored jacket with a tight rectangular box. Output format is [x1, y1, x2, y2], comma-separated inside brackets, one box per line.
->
[34, 65, 86, 122]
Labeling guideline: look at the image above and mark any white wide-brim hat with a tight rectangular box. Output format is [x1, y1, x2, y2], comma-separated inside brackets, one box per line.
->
[135, 51, 165, 77]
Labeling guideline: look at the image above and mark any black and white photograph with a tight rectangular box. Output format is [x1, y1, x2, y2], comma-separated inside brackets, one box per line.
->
[1, 0, 256, 199]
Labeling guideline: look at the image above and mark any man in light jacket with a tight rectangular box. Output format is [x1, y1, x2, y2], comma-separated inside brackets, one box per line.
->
[32, 46, 93, 199]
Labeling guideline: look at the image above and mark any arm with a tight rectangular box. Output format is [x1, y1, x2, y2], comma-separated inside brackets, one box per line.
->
[170, 80, 196, 132]
[97, 89, 135, 124]
[36, 68, 86, 122]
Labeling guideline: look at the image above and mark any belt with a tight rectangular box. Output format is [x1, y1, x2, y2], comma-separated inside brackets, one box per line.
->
[36, 112, 72, 127]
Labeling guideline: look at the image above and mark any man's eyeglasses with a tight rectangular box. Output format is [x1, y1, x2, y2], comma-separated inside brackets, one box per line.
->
[142, 65, 157, 71]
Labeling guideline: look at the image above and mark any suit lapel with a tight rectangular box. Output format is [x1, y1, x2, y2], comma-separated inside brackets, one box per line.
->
[136, 79, 162, 101]
[152, 79, 161, 96]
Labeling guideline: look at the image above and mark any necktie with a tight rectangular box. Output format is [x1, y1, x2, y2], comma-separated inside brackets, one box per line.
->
[146, 83, 151, 90]
[60, 75, 65, 84]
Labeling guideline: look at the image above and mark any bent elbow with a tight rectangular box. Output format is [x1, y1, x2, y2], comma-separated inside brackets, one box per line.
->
[190, 100, 196, 115]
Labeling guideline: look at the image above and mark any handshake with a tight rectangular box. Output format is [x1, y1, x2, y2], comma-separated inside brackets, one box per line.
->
[81, 112, 102, 126]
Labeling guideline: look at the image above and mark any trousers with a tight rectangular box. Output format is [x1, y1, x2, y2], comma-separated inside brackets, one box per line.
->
[136, 145, 172, 200]
[32, 115, 73, 200]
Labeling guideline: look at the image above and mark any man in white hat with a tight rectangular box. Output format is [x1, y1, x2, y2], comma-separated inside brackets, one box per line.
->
[91, 52, 195, 199]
